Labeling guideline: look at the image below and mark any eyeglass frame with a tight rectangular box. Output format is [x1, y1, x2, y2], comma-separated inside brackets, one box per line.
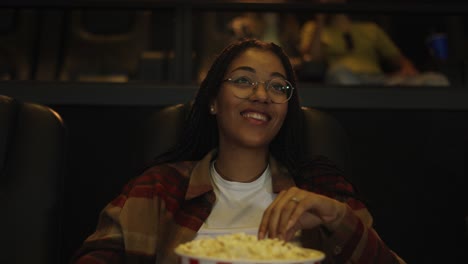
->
[222, 77, 295, 104]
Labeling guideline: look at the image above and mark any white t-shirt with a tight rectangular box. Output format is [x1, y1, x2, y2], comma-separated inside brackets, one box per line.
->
[195, 161, 277, 239]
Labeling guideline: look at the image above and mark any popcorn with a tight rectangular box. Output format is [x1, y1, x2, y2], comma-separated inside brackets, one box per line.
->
[175, 233, 324, 261]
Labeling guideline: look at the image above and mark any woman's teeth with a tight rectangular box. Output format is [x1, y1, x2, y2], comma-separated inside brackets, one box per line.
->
[243, 112, 268, 121]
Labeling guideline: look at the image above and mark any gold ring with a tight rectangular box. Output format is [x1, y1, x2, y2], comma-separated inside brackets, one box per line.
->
[290, 197, 300, 203]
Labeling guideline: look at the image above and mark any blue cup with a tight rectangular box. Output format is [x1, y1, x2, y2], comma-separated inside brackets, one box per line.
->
[427, 33, 448, 61]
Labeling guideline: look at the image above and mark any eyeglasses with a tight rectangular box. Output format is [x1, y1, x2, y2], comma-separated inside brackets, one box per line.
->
[222, 76, 294, 104]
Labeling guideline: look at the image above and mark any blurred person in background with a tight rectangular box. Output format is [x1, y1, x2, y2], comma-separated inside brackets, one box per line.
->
[299, 0, 449, 86]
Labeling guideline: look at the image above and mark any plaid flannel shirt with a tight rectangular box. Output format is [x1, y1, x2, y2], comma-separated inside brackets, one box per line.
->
[71, 150, 405, 264]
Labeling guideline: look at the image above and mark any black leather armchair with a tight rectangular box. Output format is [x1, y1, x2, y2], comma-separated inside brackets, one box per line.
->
[140, 103, 350, 173]
[0, 95, 66, 264]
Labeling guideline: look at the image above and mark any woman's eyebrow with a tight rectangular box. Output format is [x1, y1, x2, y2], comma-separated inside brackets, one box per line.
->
[229, 67, 287, 80]
[229, 66, 255, 74]
[271, 72, 287, 79]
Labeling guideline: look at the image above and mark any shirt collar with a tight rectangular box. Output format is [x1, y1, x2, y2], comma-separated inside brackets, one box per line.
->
[184, 149, 296, 200]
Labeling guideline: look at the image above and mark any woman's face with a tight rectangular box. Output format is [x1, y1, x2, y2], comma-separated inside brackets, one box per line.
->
[211, 48, 288, 150]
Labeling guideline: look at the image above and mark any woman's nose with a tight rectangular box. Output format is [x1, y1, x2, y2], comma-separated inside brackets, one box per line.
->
[249, 82, 270, 103]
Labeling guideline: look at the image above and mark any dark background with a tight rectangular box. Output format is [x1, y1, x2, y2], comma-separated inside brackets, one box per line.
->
[0, 0, 467, 263]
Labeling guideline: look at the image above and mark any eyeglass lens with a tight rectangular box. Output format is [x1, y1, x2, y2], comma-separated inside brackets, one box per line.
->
[230, 78, 293, 103]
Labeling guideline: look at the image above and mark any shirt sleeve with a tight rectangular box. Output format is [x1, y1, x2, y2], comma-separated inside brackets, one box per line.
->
[322, 205, 406, 264]
[70, 173, 162, 264]
[301, 156, 406, 264]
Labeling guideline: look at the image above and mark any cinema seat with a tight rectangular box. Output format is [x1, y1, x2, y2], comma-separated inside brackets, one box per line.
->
[0, 95, 66, 264]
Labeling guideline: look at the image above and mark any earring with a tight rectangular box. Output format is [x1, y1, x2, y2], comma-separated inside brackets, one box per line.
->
[210, 106, 215, 114]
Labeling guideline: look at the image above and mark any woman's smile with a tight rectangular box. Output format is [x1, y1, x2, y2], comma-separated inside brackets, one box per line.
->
[241, 109, 271, 124]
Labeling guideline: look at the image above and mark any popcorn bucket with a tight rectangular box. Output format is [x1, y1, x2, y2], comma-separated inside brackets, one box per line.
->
[175, 233, 325, 264]
[177, 252, 325, 264]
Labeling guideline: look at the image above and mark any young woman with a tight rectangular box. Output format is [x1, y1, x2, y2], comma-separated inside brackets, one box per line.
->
[72, 39, 405, 264]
